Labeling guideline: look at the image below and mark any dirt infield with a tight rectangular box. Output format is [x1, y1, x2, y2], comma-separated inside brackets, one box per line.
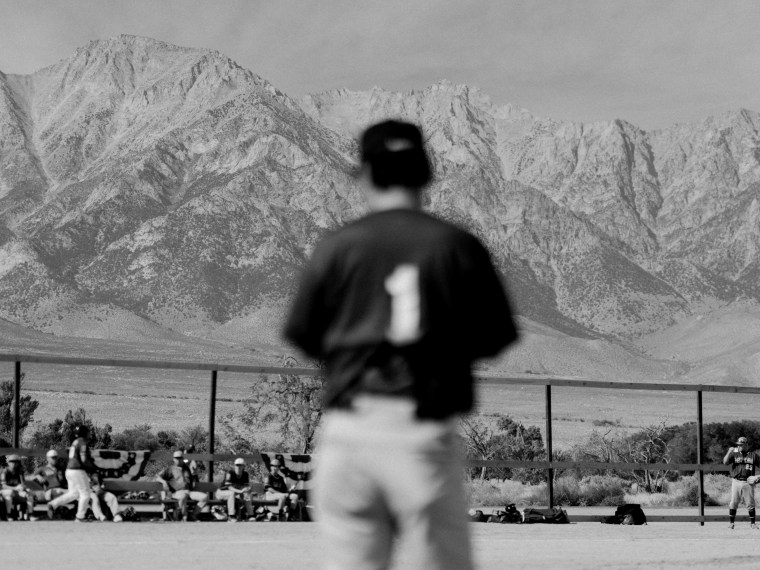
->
[4, 519, 760, 569]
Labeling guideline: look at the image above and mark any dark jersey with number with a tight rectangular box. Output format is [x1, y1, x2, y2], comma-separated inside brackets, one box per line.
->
[67, 437, 94, 472]
[726, 450, 760, 480]
[284, 208, 518, 419]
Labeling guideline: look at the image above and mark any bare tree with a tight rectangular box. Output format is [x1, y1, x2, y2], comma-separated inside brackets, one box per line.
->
[573, 421, 673, 492]
[221, 356, 325, 454]
[624, 421, 672, 493]
[459, 415, 497, 480]
[459, 414, 546, 482]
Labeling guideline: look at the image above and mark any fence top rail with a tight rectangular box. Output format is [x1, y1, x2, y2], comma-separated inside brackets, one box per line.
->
[2, 352, 760, 394]
[476, 375, 760, 394]
[0, 353, 320, 376]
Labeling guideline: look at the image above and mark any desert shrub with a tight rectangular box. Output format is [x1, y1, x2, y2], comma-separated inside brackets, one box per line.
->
[557, 474, 627, 506]
[0, 373, 39, 446]
[552, 475, 585, 506]
[28, 408, 112, 452]
[664, 475, 722, 507]
[578, 474, 627, 505]
[592, 419, 620, 427]
[624, 475, 723, 507]
[626, 492, 672, 507]
[466, 479, 520, 507]
[598, 494, 626, 506]
[521, 474, 628, 507]
[704, 473, 731, 505]
[573, 422, 673, 492]
[111, 424, 164, 451]
[520, 483, 547, 506]
[682, 480, 700, 506]
[666, 420, 760, 465]
[461, 413, 546, 483]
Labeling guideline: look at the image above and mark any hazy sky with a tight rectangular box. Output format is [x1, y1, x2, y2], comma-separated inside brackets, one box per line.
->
[1, 0, 759, 130]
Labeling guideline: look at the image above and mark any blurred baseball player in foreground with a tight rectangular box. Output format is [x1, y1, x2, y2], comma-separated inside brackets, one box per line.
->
[285, 120, 518, 569]
[724, 436, 760, 529]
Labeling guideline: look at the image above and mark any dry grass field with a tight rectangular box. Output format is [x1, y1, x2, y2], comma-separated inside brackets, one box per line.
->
[8, 359, 759, 449]
[3, 311, 760, 450]
[3, 516, 759, 569]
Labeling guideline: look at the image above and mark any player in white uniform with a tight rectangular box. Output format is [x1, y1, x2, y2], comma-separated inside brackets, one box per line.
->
[724, 436, 760, 529]
[47, 425, 106, 522]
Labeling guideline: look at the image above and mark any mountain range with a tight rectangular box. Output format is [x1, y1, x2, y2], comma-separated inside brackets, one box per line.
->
[1, 35, 759, 384]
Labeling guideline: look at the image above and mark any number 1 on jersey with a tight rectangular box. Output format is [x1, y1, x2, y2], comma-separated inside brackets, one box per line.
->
[385, 264, 421, 345]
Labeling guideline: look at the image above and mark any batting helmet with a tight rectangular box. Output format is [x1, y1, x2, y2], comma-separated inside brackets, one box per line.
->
[73, 424, 89, 438]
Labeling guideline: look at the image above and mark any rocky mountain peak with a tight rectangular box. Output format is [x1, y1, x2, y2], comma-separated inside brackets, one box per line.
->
[2, 37, 760, 383]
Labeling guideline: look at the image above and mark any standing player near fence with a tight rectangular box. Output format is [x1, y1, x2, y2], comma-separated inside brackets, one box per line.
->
[47, 424, 106, 522]
[724, 436, 760, 529]
[285, 120, 518, 569]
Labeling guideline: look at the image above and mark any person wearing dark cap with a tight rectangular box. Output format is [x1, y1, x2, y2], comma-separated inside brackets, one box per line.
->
[1, 454, 35, 520]
[47, 424, 107, 522]
[216, 457, 253, 521]
[284, 120, 518, 568]
[156, 450, 208, 521]
[724, 436, 760, 529]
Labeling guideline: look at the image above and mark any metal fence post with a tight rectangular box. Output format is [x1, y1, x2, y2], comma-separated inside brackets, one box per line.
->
[208, 370, 217, 482]
[13, 361, 21, 448]
[545, 384, 553, 508]
[697, 390, 704, 526]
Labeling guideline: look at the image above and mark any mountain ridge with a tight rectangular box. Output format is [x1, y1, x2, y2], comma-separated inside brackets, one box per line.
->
[0, 35, 759, 384]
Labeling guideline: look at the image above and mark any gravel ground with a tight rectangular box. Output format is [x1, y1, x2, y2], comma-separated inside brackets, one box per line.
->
[3, 515, 760, 569]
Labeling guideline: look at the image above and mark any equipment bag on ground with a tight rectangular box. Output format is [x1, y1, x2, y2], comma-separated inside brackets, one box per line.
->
[487, 503, 522, 523]
[522, 506, 569, 524]
[601, 504, 647, 525]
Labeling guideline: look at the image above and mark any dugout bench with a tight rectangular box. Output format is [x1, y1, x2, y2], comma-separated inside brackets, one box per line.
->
[3, 447, 306, 521]
[103, 479, 280, 520]
[22, 478, 280, 520]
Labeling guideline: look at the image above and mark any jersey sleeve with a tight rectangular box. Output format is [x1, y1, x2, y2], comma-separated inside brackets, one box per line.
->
[457, 238, 518, 359]
[283, 243, 334, 357]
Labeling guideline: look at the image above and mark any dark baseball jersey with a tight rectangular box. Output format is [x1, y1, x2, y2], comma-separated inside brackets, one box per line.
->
[221, 469, 250, 491]
[726, 450, 760, 480]
[1, 465, 25, 488]
[284, 208, 518, 419]
[67, 437, 94, 471]
[264, 472, 289, 494]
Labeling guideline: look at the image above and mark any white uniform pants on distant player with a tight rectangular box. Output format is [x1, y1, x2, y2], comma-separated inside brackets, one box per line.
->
[50, 469, 104, 520]
[215, 489, 253, 517]
[729, 479, 755, 509]
[96, 491, 120, 518]
[314, 395, 473, 570]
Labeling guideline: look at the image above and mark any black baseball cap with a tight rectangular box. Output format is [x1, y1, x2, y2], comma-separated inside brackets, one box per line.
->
[360, 120, 431, 189]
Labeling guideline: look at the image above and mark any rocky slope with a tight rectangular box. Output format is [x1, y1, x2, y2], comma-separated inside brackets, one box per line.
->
[1, 35, 759, 382]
